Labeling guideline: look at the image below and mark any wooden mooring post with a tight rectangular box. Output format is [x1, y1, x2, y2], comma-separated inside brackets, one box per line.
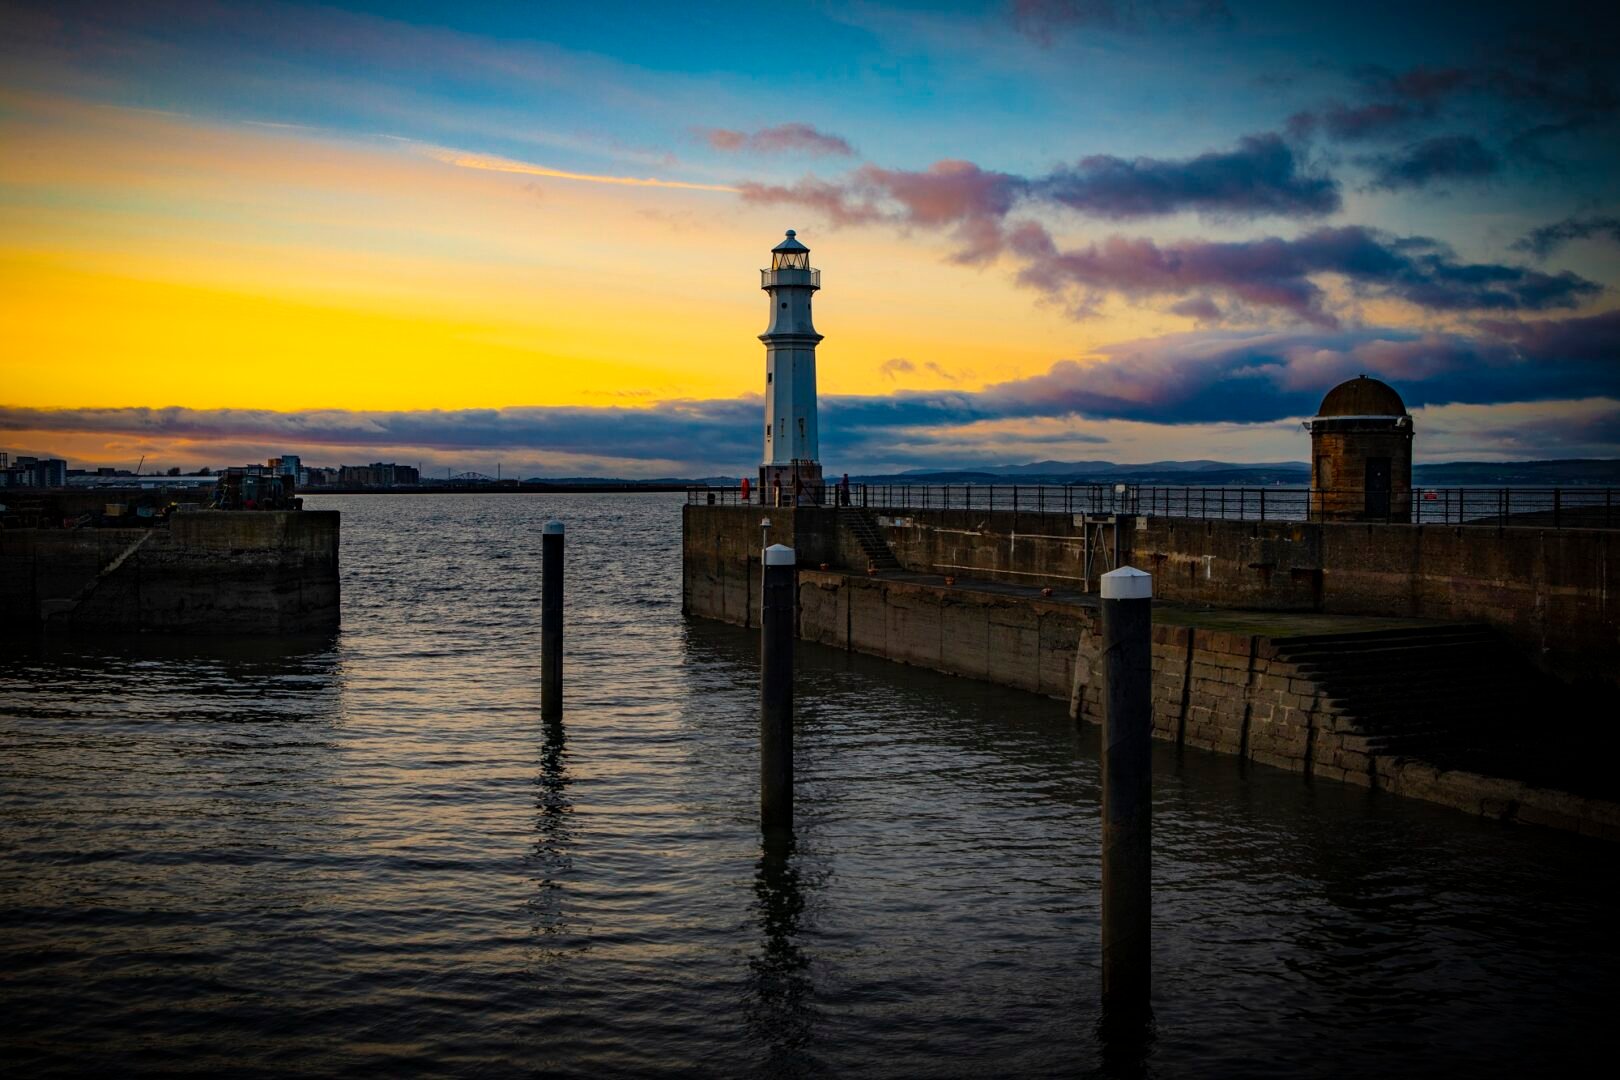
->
[542, 520, 564, 721]
[760, 543, 796, 832]
[1100, 565, 1152, 1013]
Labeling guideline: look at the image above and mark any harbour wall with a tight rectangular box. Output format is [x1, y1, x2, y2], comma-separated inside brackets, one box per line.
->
[867, 508, 1618, 679]
[0, 510, 340, 635]
[682, 503, 1620, 836]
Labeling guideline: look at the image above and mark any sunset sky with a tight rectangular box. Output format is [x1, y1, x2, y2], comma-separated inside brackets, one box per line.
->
[2, 0, 1617, 476]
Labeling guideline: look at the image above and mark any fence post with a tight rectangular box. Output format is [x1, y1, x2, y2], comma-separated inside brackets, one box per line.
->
[1259, 489, 1266, 521]
[1554, 488, 1562, 529]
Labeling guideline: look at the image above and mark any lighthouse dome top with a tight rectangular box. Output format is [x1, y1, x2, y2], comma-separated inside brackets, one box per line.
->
[772, 229, 810, 254]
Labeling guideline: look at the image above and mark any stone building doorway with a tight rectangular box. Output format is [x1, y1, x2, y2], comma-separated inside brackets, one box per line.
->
[1365, 457, 1391, 519]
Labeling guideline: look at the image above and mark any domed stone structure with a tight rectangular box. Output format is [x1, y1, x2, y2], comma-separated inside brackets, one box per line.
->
[1304, 375, 1413, 522]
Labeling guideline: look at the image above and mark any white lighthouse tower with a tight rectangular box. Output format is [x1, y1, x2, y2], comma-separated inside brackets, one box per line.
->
[759, 229, 824, 503]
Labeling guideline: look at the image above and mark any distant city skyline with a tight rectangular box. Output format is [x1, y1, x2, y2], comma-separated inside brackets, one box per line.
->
[2, 0, 1617, 474]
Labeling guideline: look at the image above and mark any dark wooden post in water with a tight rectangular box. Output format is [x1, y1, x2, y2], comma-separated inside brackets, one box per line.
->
[542, 520, 564, 721]
[1100, 565, 1152, 1013]
[760, 543, 796, 832]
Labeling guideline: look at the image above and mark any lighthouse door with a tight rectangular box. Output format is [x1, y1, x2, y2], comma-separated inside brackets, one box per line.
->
[1364, 457, 1391, 520]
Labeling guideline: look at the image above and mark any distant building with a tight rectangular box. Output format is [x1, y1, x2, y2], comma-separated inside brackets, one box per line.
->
[1304, 375, 1414, 522]
[333, 462, 419, 488]
[268, 455, 305, 485]
[0, 456, 68, 488]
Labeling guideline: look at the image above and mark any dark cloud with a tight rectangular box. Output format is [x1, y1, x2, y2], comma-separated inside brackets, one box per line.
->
[1351, 64, 1472, 106]
[1474, 310, 1620, 362]
[739, 134, 1338, 262]
[701, 123, 855, 157]
[1287, 65, 1471, 144]
[1006, 223, 1600, 326]
[1288, 102, 1414, 142]
[8, 315, 1616, 470]
[1036, 134, 1339, 219]
[1362, 135, 1501, 191]
[1169, 296, 1223, 323]
[1512, 215, 1620, 259]
[963, 314, 1620, 424]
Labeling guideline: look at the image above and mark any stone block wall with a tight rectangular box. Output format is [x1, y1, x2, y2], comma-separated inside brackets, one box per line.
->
[1070, 624, 1363, 780]
[855, 507, 1617, 679]
[877, 508, 1103, 589]
[1136, 517, 1619, 677]
[0, 511, 340, 635]
[796, 570, 1083, 699]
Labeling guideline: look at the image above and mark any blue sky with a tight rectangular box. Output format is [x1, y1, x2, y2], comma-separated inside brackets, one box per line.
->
[2, 0, 1617, 473]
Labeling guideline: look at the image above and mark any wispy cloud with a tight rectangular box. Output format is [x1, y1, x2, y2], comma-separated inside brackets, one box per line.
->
[1007, 223, 1598, 326]
[1512, 214, 1620, 259]
[739, 133, 1340, 264]
[702, 123, 855, 157]
[1360, 135, 1501, 192]
[420, 145, 738, 193]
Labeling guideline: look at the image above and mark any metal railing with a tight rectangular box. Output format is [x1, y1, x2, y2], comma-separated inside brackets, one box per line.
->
[686, 483, 1620, 529]
[760, 268, 821, 289]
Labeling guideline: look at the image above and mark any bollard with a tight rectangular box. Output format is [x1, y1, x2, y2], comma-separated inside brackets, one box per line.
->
[1100, 565, 1152, 1013]
[541, 520, 564, 721]
[760, 543, 796, 832]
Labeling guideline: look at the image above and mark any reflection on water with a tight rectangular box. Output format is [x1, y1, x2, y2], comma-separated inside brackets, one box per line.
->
[528, 718, 575, 963]
[1, 493, 1616, 1078]
[744, 832, 820, 1078]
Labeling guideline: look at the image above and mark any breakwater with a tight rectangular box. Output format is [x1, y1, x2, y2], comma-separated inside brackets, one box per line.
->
[1, 509, 340, 635]
[867, 506, 1617, 680]
[683, 503, 1620, 837]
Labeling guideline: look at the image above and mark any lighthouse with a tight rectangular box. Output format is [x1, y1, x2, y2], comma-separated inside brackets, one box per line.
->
[759, 229, 824, 503]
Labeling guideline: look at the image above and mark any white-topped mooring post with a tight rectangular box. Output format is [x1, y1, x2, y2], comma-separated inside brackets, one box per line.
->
[760, 543, 796, 831]
[1100, 565, 1152, 1014]
[542, 520, 565, 721]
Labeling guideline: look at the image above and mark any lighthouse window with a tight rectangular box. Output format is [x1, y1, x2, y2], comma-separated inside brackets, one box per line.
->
[766, 424, 772, 438]
[767, 372, 772, 383]
[780, 302, 787, 309]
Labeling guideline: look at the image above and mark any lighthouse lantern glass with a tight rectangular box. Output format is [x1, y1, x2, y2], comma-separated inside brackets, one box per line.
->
[772, 250, 810, 270]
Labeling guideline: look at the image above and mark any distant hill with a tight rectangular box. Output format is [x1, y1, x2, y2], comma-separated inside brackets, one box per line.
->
[1410, 460, 1620, 486]
[857, 461, 1312, 485]
[505, 459, 1620, 488]
[845, 459, 1620, 487]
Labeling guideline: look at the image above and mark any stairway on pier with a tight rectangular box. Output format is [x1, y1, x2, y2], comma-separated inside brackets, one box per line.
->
[1272, 625, 1617, 801]
[838, 507, 902, 571]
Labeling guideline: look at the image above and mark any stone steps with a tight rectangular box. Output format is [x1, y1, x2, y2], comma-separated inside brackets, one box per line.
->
[1274, 624, 1541, 753]
[840, 508, 902, 571]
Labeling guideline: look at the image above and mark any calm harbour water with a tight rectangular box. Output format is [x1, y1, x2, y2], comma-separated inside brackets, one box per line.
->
[2, 492, 1615, 1077]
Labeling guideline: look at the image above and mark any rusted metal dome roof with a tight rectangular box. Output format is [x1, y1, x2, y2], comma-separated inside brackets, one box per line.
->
[1317, 375, 1407, 417]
